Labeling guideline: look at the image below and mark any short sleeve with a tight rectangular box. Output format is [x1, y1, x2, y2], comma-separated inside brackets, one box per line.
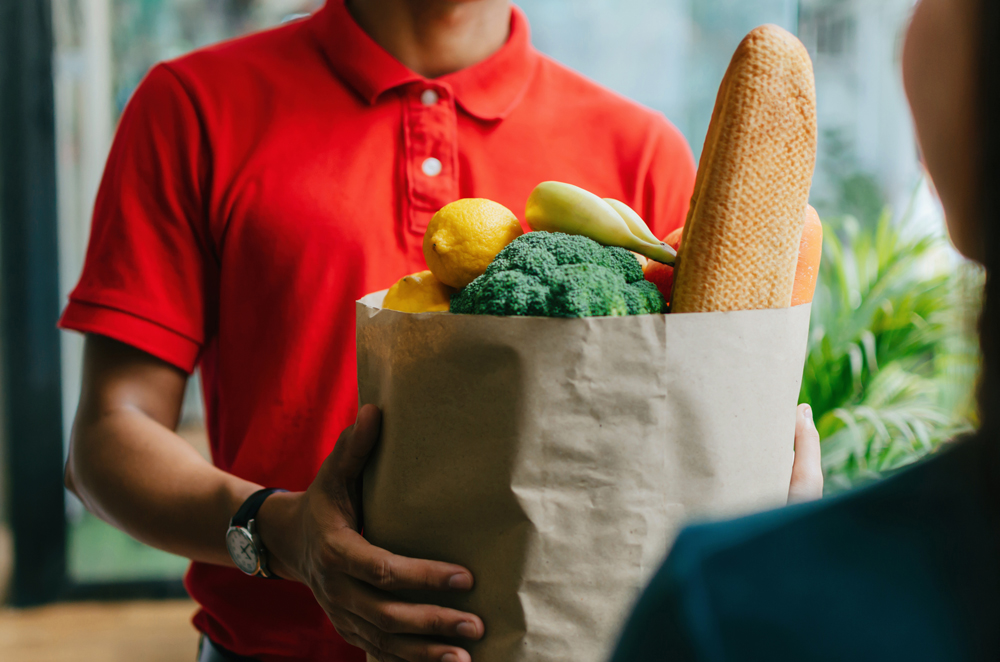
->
[59, 63, 216, 373]
[639, 118, 697, 241]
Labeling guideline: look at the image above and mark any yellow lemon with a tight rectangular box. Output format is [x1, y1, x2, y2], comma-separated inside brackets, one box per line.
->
[383, 271, 456, 313]
[423, 199, 523, 289]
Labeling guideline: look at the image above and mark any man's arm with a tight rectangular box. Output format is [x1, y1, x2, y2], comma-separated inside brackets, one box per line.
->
[67, 333, 255, 564]
[67, 334, 484, 662]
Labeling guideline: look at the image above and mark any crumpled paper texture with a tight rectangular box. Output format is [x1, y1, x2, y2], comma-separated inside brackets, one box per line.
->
[358, 292, 810, 662]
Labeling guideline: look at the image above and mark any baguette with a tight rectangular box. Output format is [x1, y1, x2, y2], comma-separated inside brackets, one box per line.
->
[671, 25, 817, 313]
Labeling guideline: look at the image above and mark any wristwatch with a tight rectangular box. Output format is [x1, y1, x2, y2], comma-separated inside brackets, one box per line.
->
[226, 488, 287, 579]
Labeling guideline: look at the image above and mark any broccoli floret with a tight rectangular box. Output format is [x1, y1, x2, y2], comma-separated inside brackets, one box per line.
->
[450, 232, 665, 318]
[544, 233, 605, 266]
[484, 238, 558, 279]
[547, 264, 630, 317]
[624, 280, 668, 315]
[449, 276, 484, 315]
[596, 246, 645, 284]
[464, 271, 549, 316]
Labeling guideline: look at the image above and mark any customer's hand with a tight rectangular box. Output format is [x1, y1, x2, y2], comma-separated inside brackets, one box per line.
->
[788, 404, 824, 504]
[258, 405, 483, 662]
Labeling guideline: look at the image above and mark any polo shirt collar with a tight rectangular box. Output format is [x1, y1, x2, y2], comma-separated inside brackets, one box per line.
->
[311, 0, 538, 121]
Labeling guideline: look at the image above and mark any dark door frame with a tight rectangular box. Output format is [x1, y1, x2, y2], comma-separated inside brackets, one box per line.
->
[1, 0, 185, 606]
[1, 0, 68, 607]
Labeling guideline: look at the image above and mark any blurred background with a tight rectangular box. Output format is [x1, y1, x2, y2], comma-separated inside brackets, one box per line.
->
[0, 0, 980, 657]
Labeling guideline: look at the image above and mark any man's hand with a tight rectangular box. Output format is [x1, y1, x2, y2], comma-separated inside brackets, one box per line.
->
[67, 336, 480, 660]
[788, 403, 824, 504]
[258, 405, 483, 662]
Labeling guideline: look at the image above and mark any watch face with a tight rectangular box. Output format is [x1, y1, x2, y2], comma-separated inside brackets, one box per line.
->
[226, 527, 259, 575]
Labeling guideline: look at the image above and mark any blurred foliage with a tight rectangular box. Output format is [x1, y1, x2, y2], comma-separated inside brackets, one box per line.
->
[814, 128, 887, 226]
[801, 191, 983, 493]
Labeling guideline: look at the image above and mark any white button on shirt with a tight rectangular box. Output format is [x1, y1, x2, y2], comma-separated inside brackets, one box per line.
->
[420, 89, 439, 106]
[422, 157, 443, 177]
[404, 80, 456, 230]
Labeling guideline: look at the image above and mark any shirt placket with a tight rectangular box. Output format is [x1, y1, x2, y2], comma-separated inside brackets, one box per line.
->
[402, 82, 459, 234]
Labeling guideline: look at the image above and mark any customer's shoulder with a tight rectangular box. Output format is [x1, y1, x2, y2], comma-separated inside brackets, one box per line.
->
[676, 435, 993, 564]
[646, 435, 1000, 660]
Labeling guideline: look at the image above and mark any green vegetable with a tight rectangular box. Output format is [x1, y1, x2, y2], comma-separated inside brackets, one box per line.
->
[450, 232, 666, 318]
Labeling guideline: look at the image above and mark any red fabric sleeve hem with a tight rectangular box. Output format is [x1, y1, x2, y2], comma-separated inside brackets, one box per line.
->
[59, 299, 201, 373]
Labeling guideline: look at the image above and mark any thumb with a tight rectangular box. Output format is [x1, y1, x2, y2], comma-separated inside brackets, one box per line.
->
[326, 404, 383, 485]
[788, 404, 824, 504]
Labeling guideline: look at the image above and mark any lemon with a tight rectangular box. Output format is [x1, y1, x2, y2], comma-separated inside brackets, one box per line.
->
[383, 271, 456, 313]
[423, 199, 524, 289]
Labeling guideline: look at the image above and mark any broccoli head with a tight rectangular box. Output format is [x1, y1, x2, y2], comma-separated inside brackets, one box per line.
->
[450, 232, 666, 318]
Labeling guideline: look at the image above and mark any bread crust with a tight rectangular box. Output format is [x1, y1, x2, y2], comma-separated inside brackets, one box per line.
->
[672, 25, 817, 313]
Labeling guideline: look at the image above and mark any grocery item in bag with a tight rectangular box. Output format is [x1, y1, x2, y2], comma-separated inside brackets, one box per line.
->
[359, 296, 811, 662]
[672, 24, 817, 313]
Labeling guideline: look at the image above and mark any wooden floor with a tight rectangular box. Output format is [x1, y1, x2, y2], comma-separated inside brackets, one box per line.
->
[0, 600, 200, 661]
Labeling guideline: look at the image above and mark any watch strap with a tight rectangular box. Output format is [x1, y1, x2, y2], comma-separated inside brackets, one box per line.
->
[230, 488, 287, 528]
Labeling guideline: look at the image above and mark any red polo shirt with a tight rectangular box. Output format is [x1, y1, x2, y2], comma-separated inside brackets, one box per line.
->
[59, 1, 696, 660]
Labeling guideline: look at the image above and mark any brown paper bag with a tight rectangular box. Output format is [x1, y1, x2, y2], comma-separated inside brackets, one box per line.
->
[357, 292, 810, 662]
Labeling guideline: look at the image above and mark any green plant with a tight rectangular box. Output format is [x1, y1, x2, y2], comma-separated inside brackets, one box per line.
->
[800, 197, 983, 492]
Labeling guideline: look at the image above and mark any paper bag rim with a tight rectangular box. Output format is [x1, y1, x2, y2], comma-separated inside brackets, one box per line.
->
[359, 289, 812, 322]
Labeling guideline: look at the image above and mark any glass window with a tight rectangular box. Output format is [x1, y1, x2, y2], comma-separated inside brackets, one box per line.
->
[524, 0, 799, 163]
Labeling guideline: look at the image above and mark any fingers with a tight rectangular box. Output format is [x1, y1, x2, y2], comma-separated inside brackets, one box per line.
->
[326, 405, 383, 482]
[308, 406, 482, 659]
[335, 527, 476, 593]
[313, 535, 482, 661]
[788, 403, 824, 504]
[337, 611, 473, 662]
[345, 580, 484, 640]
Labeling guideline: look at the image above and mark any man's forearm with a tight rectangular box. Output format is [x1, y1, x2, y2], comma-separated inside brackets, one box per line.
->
[68, 406, 260, 567]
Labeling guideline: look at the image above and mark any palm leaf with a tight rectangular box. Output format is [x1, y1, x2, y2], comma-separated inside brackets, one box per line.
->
[801, 188, 982, 493]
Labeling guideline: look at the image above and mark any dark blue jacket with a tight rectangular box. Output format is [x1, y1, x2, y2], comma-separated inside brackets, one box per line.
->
[611, 434, 1000, 661]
